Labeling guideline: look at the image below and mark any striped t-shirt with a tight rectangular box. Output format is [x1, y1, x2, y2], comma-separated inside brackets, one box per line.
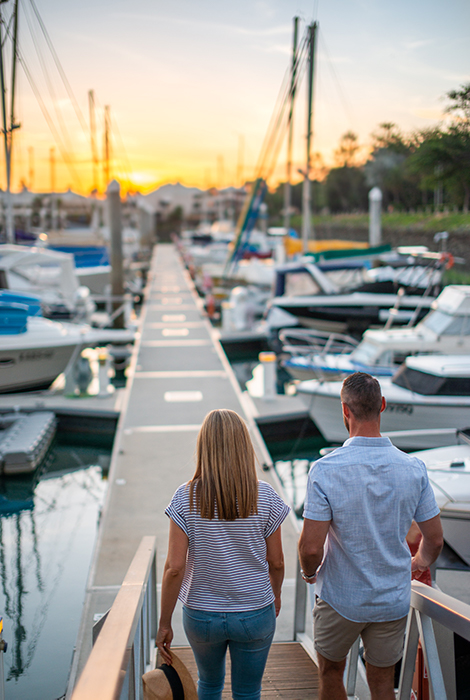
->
[165, 480, 290, 612]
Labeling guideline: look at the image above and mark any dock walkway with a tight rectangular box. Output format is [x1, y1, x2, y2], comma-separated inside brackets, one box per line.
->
[175, 643, 320, 698]
[68, 244, 303, 694]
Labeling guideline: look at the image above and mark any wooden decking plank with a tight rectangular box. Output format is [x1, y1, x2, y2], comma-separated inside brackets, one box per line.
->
[173, 643, 319, 698]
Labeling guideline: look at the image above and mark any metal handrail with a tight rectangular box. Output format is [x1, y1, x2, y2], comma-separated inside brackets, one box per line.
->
[398, 581, 470, 700]
[294, 568, 470, 699]
[70, 536, 157, 700]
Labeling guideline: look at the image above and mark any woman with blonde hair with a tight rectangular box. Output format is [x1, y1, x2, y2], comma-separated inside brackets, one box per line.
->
[156, 409, 289, 700]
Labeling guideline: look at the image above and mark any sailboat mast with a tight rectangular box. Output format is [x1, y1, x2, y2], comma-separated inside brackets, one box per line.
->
[301, 21, 318, 253]
[283, 16, 299, 235]
[0, 0, 19, 243]
[103, 105, 110, 187]
[88, 90, 99, 192]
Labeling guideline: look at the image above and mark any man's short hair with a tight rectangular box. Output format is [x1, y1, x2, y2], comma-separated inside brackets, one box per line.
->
[341, 372, 382, 421]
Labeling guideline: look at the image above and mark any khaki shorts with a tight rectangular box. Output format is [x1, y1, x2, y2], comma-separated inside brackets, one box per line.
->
[313, 598, 407, 668]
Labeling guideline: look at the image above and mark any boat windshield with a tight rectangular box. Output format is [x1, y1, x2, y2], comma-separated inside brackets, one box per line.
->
[392, 364, 470, 395]
[351, 341, 380, 364]
[421, 310, 470, 336]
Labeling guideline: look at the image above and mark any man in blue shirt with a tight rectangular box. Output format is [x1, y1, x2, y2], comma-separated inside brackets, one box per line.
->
[298, 372, 443, 700]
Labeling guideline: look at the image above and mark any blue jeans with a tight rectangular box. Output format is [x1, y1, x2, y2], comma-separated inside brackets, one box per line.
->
[182, 603, 276, 700]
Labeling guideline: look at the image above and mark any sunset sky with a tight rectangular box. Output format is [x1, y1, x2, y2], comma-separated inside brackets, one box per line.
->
[4, 0, 470, 195]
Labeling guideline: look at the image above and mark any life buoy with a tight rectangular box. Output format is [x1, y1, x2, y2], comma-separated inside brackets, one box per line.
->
[439, 252, 454, 269]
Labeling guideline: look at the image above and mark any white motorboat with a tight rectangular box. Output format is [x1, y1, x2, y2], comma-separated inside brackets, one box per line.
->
[0, 291, 134, 393]
[412, 435, 470, 566]
[296, 354, 470, 450]
[265, 251, 447, 337]
[282, 285, 470, 381]
[0, 244, 95, 321]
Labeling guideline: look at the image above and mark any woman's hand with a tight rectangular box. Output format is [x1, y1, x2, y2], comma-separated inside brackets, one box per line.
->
[274, 595, 281, 617]
[156, 624, 174, 665]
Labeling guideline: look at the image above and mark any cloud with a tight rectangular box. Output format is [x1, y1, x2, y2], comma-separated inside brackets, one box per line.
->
[410, 108, 444, 120]
[112, 11, 291, 39]
[403, 39, 435, 51]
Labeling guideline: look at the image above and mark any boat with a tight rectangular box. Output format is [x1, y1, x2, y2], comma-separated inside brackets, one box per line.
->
[282, 284, 470, 381]
[412, 433, 470, 566]
[264, 249, 448, 338]
[48, 244, 111, 295]
[0, 244, 95, 321]
[0, 290, 134, 393]
[296, 354, 470, 450]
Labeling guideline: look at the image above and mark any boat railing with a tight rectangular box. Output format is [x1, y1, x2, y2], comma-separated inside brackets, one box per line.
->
[279, 328, 359, 358]
[294, 560, 470, 699]
[70, 536, 157, 700]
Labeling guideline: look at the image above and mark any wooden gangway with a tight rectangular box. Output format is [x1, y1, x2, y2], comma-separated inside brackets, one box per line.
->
[175, 643, 320, 699]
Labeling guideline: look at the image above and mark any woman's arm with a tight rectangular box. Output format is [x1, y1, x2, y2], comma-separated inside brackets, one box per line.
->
[156, 519, 189, 663]
[266, 526, 284, 617]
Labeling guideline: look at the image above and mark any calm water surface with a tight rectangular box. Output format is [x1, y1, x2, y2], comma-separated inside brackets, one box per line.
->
[0, 440, 110, 700]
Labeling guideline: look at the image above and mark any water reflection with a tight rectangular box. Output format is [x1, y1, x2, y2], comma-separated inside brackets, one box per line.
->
[0, 441, 109, 700]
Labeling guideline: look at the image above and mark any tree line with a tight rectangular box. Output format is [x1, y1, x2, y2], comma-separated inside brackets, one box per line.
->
[266, 83, 470, 218]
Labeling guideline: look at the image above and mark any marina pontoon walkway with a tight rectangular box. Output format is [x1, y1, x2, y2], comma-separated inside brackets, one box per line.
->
[68, 243, 301, 694]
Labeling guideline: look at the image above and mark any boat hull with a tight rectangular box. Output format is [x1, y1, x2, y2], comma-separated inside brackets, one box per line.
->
[297, 381, 470, 449]
[0, 343, 77, 393]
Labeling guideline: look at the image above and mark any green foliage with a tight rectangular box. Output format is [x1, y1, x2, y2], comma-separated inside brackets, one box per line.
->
[325, 166, 368, 213]
[409, 84, 470, 212]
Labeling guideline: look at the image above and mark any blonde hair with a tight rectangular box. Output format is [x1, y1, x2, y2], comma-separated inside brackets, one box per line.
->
[189, 409, 258, 520]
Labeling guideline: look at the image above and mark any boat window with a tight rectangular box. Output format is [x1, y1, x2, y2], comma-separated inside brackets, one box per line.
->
[284, 272, 321, 297]
[393, 365, 470, 395]
[0, 270, 7, 289]
[351, 341, 379, 364]
[376, 350, 393, 366]
[422, 310, 470, 336]
[437, 377, 470, 396]
[392, 365, 445, 395]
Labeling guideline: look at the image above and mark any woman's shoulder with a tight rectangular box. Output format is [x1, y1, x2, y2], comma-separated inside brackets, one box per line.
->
[170, 482, 191, 506]
[258, 480, 287, 504]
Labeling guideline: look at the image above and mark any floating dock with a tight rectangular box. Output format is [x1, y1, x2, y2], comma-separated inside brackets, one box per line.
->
[67, 244, 302, 694]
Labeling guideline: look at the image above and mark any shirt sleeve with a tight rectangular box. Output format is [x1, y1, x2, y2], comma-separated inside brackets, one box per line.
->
[303, 463, 332, 521]
[262, 483, 290, 537]
[165, 483, 189, 536]
[413, 461, 441, 523]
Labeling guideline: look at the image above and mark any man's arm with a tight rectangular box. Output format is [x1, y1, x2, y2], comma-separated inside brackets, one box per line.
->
[298, 518, 331, 583]
[412, 514, 444, 573]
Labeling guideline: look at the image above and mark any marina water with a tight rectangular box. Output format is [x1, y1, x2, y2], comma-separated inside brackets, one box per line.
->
[0, 438, 110, 700]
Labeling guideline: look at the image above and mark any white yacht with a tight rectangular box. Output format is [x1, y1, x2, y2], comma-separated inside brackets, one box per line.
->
[296, 355, 470, 450]
[0, 244, 95, 321]
[283, 285, 470, 381]
[0, 291, 134, 393]
[412, 436, 470, 566]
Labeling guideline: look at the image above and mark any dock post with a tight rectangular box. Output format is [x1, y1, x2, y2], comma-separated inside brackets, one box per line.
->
[369, 186, 382, 247]
[259, 351, 277, 401]
[107, 179, 124, 329]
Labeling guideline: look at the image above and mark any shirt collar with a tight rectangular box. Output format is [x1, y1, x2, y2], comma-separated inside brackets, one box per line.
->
[343, 436, 393, 447]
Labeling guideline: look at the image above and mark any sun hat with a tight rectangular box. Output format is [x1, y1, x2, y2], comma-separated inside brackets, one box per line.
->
[142, 649, 198, 700]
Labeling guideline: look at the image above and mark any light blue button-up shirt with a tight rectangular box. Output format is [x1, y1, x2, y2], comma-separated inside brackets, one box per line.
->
[303, 436, 440, 622]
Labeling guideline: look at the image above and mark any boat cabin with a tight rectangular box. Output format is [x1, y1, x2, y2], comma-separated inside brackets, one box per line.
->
[392, 355, 470, 396]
